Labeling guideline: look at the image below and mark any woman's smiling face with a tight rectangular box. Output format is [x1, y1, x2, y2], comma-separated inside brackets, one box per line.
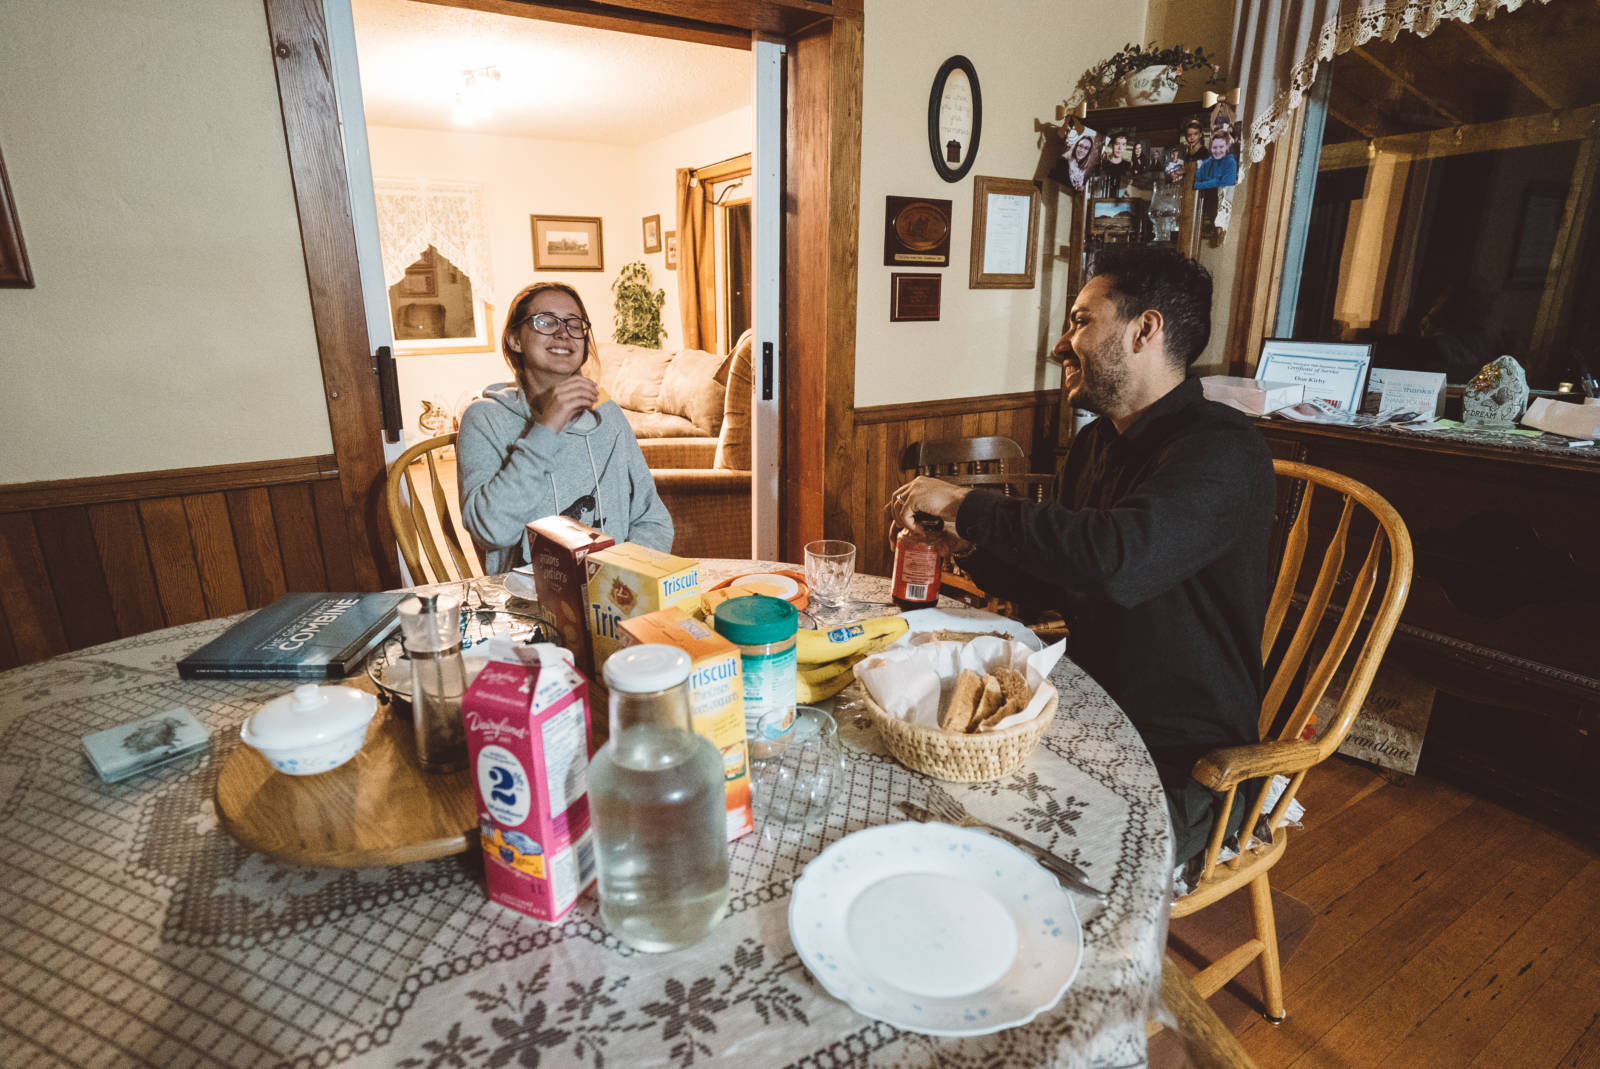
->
[511, 289, 588, 382]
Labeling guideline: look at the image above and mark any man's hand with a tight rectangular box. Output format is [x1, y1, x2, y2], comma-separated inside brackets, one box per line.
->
[538, 376, 600, 433]
[886, 476, 970, 536]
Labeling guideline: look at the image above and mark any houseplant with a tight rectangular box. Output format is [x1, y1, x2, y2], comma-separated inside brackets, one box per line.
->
[610, 259, 667, 348]
[1075, 43, 1221, 110]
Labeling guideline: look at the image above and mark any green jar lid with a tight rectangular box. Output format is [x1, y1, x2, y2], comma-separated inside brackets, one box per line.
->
[713, 594, 797, 645]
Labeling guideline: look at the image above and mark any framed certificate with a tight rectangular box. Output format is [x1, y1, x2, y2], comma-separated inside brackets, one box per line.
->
[1255, 339, 1373, 413]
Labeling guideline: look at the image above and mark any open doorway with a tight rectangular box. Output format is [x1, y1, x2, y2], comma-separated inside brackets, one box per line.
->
[345, 0, 763, 560]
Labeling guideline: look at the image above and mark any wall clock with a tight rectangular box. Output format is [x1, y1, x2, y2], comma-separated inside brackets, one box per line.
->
[928, 55, 981, 183]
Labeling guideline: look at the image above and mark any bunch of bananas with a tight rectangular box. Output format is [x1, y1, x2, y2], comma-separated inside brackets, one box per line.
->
[795, 616, 908, 703]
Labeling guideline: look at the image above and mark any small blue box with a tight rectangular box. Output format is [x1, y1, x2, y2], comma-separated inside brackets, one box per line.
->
[82, 708, 210, 783]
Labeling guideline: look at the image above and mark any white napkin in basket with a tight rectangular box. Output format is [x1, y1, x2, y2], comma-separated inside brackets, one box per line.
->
[853, 637, 1066, 732]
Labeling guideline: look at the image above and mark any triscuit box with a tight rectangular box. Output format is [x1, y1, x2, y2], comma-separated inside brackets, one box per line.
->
[619, 607, 753, 841]
[463, 645, 596, 924]
[527, 517, 615, 680]
[585, 543, 700, 671]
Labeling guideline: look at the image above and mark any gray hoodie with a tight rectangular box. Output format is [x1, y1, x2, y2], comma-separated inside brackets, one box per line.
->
[457, 382, 674, 572]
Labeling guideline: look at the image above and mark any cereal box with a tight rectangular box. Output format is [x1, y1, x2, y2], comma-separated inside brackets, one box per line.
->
[527, 517, 614, 679]
[463, 644, 596, 924]
[619, 607, 753, 841]
[584, 543, 700, 670]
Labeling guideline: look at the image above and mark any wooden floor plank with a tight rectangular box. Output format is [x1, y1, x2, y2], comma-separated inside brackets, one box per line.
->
[1384, 858, 1600, 1066]
[1301, 845, 1595, 1066]
[1235, 799, 1531, 1064]
[1469, 916, 1600, 1067]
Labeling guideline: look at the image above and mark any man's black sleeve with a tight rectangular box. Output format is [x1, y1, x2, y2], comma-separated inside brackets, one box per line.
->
[954, 424, 1267, 608]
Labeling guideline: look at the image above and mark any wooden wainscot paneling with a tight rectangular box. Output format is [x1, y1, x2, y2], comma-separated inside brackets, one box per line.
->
[846, 389, 1060, 576]
[0, 455, 359, 670]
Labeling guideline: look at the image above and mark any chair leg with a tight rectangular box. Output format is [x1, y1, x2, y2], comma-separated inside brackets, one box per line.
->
[1248, 873, 1286, 1022]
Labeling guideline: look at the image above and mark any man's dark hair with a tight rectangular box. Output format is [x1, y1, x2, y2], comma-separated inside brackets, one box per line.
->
[1090, 246, 1213, 367]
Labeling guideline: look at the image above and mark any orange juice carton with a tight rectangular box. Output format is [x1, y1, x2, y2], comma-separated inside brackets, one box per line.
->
[619, 607, 754, 841]
[584, 543, 701, 670]
[463, 643, 596, 924]
[527, 517, 615, 679]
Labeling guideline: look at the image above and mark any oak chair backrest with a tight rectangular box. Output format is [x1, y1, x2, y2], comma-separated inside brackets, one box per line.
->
[384, 434, 485, 586]
[901, 436, 1055, 502]
[1197, 458, 1414, 882]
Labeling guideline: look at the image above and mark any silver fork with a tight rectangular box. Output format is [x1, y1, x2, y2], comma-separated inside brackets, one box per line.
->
[895, 800, 1107, 899]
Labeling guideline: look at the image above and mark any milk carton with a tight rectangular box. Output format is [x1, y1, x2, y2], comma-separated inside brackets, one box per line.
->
[584, 543, 700, 669]
[462, 644, 596, 924]
[526, 517, 614, 679]
[619, 607, 753, 841]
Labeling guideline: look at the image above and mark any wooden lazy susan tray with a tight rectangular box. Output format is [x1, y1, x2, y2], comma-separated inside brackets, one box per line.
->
[216, 707, 477, 868]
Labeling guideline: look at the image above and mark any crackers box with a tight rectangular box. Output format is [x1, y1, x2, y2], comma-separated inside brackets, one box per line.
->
[527, 517, 615, 679]
[619, 607, 753, 841]
[463, 645, 596, 924]
[584, 543, 701, 671]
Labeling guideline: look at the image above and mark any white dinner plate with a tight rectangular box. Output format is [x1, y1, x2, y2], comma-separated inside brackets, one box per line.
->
[788, 822, 1081, 1036]
[898, 607, 1043, 651]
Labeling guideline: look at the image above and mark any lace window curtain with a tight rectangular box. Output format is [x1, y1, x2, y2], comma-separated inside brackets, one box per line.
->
[372, 179, 494, 298]
[1232, 0, 1554, 164]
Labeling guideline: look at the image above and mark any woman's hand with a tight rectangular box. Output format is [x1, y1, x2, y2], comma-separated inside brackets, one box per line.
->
[538, 375, 599, 433]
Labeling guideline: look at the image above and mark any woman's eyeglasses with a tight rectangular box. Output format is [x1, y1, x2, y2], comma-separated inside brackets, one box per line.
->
[522, 313, 590, 338]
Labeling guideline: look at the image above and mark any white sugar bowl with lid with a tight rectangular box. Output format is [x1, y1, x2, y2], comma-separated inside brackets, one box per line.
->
[240, 684, 378, 775]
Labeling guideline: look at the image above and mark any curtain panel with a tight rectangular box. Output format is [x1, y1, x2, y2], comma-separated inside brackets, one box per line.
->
[1232, 0, 1554, 163]
[372, 179, 493, 297]
[675, 168, 717, 350]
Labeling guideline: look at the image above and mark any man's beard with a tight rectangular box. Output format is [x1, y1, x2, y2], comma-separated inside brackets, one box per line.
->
[1068, 333, 1132, 416]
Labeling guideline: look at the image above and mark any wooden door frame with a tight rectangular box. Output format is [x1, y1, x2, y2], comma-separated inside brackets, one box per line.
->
[265, 0, 861, 572]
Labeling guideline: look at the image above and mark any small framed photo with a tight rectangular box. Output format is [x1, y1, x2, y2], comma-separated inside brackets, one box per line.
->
[890, 273, 941, 321]
[1088, 197, 1143, 239]
[969, 175, 1039, 290]
[642, 213, 662, 254]
[664, 230, 678, 269]
[531, 214, 604, 272]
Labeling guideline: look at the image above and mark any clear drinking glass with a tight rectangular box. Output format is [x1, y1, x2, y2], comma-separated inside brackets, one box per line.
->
[804, 540, 857, 621]
[751, 705, 845, 827]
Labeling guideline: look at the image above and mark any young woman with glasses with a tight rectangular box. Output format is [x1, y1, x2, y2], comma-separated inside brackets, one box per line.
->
[457, 282, 673, 570]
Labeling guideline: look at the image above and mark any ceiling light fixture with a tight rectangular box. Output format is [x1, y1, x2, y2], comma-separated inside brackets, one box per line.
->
[452, 66, 501, 126]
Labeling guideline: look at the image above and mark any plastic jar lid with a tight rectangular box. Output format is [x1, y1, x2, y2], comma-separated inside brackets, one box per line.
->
[247, 684, 377, 748]
[603, 644, 691, 693]
[714, 595, 798, 646]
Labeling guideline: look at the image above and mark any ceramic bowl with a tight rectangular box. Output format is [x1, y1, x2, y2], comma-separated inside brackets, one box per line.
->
[240, 684, 378, 776]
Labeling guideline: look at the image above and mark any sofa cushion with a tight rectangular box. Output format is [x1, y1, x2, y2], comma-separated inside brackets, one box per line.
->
[714, 330, 755, 471]
[624, 410, 706, 438]
[658, 348, 727, 436]
[595, 343, 671, 413]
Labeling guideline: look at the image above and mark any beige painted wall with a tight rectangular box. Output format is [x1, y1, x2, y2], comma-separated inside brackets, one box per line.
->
[368, 105, 749, 439]
[853, 0, 1146, 407]
[0, 0, 331, 483]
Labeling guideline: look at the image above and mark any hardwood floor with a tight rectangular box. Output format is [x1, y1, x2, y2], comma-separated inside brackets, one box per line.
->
[1163, 755, 1600, 1068]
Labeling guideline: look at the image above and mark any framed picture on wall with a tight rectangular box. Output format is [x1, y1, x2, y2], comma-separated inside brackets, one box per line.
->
[642, 214, 662, 254]
[664, 230, 678, 269]
[0, 144, 33, 288]
[889, 273, 941, 321]
[531, 214, 604, 271]
[969, 175, 1039, 289]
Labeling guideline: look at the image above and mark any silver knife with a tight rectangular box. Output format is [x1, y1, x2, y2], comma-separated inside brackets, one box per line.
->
[894, 800, 1107, 899]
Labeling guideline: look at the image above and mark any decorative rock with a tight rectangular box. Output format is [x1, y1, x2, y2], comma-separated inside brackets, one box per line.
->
[1462, 355, 1529, 429]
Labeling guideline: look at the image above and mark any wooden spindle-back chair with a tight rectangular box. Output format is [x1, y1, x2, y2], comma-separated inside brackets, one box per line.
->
[1171, 460, 1412, 1022]
[384, 434, 485, 585]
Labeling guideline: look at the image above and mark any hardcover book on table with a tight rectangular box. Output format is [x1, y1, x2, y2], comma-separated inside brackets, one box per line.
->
[177, 592, 407, 680]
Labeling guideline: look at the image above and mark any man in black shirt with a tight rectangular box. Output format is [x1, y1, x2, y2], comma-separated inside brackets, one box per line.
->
[888, 247, 1276, 866]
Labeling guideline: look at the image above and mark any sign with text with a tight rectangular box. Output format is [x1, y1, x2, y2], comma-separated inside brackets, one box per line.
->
[1255, 339, 1373, 413]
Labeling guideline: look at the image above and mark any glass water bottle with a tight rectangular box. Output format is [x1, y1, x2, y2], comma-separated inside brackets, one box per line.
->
[588, 644, 729, 952]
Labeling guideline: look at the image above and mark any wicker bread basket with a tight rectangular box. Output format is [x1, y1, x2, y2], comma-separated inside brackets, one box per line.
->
[859, 685, 1058, 782]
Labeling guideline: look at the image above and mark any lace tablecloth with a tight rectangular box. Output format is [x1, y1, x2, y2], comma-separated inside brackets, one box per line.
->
[0, 560, 1171, 1068]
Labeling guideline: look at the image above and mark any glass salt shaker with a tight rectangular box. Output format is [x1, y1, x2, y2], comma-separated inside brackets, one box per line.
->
[396, 592, 468, 773]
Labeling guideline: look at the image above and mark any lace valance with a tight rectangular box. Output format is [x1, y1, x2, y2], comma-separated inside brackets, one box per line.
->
[1234, 0, 1553, 164]
[372, 179, 493, 298]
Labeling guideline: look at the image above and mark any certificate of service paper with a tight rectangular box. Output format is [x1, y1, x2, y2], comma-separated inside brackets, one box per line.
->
[1255, 339, 1373, 412]
[982, 193, 1033, 275]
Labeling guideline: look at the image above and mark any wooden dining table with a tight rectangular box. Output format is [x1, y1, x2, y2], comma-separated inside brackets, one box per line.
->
[0, 559, 1174, 1068]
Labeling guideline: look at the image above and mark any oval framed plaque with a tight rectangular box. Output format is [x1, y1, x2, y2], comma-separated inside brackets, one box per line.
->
[928, 55, 982, 183]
